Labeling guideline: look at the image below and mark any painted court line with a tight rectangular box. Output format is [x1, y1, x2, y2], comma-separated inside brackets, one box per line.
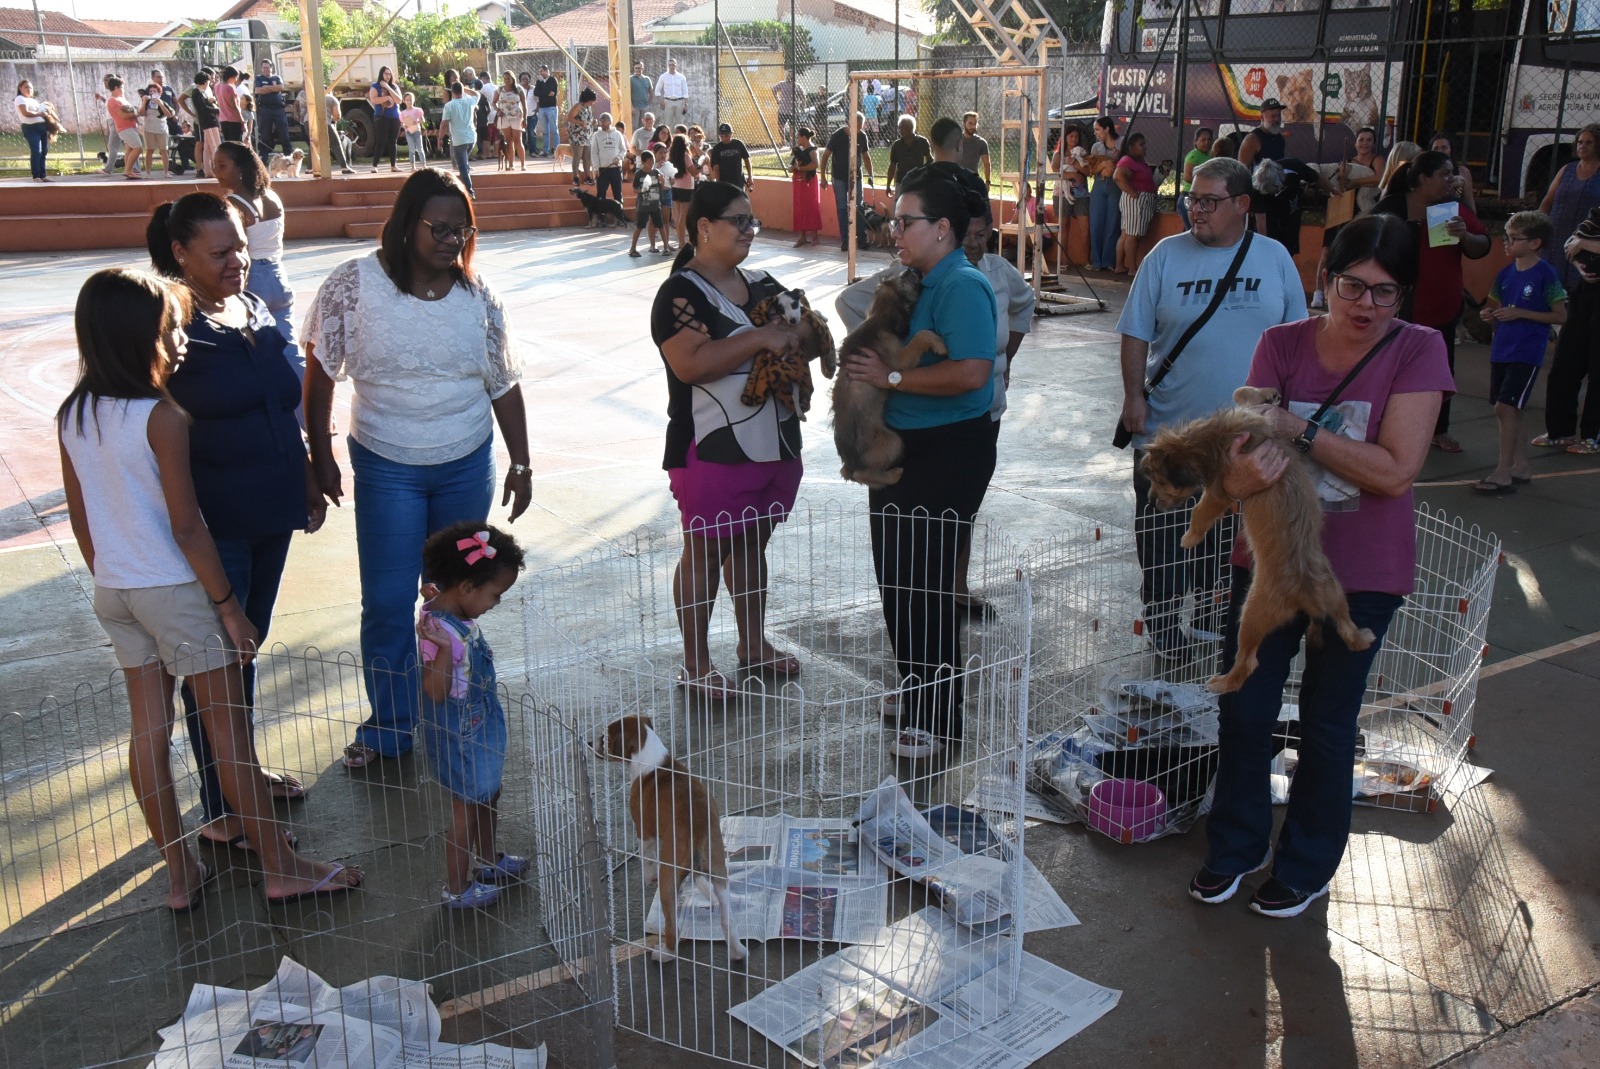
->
[1479, 631, 1600, 680]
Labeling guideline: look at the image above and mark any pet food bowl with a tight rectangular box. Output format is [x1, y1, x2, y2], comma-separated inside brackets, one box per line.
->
[1086, 778, 1168, 844]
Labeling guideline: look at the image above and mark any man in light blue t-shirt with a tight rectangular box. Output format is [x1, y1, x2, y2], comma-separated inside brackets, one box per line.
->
[1115, 156, 1307, 658]
[442, 83, 478, 196]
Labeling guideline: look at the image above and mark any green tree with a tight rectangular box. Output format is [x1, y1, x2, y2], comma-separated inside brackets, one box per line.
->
[698, 20, 818, 73]
[175, 20, 220, 62]
[272, 1, 487, 83]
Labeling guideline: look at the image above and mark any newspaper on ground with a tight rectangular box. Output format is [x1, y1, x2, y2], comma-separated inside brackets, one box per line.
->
[729, 908, 1119, 1068]
[148, 957, 544, 1069]
[853, 778, 1077, 933]
[645, 815, 889, 944]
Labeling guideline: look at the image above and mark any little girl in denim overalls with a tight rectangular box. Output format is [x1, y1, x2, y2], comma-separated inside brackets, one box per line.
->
[417, 520, 527, 909]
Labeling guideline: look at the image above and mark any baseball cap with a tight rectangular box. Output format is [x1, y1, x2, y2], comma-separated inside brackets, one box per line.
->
[717, 122, 733, 134]
[1259, 97, 1284, 111]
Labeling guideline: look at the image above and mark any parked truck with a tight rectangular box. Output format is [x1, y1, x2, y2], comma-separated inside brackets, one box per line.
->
[207, 17, 487, 155]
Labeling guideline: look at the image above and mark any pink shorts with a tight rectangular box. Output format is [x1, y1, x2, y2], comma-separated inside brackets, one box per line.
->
[668, 440, 802, 538]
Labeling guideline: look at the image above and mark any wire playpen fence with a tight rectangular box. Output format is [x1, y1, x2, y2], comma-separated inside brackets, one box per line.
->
[1, 502, 1498, 1068]
[0, 649, 614, 1069]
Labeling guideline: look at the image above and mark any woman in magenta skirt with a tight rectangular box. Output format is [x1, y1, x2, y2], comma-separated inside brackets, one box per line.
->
[791, 127, 823, 246]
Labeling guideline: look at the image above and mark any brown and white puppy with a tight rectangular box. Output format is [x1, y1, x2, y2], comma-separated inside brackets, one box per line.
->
[1139, 386, 1374, 694]
[832, 270, 947, 488]
[592, 714, 746, 963]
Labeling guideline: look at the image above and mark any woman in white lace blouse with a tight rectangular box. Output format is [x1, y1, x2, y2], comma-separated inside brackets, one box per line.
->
[302, 169, 531, 770]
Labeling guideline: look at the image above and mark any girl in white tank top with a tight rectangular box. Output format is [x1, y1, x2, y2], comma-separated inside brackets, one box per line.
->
[59, 267, 361, 912]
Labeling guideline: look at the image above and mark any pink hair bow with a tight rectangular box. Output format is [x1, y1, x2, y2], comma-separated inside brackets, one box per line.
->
[457, 531, 497, 565]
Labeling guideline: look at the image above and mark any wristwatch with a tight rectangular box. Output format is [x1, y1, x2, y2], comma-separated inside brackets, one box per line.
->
[508, 463, 532, 477]
[886, 371, 903, 390]
[1291, 419, 1319, 454]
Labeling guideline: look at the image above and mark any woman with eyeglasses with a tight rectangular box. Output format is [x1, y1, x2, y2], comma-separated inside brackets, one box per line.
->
[839, 163, 998, 760]
[1372, 150, 1490, 453]
[303, 169, 531, 769]
[1190, 214, 1453, 919]
[650, 182, 809, 699]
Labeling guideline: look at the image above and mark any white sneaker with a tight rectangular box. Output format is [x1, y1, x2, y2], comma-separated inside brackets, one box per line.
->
[1310, 289, 1326, 310]
[879, 690, 901, 721]
[891, 728, 943, 759]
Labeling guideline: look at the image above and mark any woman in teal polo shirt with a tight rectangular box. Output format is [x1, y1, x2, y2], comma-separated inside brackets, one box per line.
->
[840, 163, 997, 759]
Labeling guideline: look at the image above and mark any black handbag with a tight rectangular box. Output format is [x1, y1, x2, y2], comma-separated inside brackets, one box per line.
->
[1113, 231, 1255, 449]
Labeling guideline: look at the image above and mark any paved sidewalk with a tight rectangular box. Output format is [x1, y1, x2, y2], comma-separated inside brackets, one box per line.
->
[1, 229, 1597, 1068]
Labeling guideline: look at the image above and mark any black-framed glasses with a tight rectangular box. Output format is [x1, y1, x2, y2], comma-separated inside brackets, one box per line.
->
[421, 219, 478, 244]
[717, 214, 762, 232]
[1502, 232, 1532, 244]
[1181, 193, 1239, 214]
[889, 214, 936, 234]
[1330, 272, 1403, 308]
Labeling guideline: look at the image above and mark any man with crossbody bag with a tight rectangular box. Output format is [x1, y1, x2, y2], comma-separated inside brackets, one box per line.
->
[1115, 158, 1307, 660]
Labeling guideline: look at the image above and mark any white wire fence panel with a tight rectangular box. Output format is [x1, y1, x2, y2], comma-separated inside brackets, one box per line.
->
[1025, 505, 1501, 842]
[0, 646, 613, 1069]
[515, 506, 1032, 1067]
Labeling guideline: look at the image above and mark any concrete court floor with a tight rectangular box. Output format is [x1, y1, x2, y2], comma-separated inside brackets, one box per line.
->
[1, 228, 1598, 1068]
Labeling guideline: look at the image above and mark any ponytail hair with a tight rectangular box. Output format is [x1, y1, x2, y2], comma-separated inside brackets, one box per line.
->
[214, 140, 269, 196]
[899, 162, 990, 242]
[146, 192, 238, 278]
[671, 181, 747, 272]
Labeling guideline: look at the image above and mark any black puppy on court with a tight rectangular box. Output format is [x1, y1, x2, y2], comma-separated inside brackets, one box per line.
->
[571, 186, 629, 228]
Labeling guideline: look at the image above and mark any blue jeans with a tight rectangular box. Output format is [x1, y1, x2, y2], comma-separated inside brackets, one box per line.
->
[1176, 195, 1191, 231]
[1204, 568, 1403, 894]
[452, 142, 475, 195]
[179, 529, 295, 823]
[537, 107, 559, 155]
[258, 109, 292, 156]
[831, 176, 861, 247]
[249, 258, 303, 426]
[23, 122, 48, 178]
[1089, 178, 1120, 269]
[405, 129, 425, 162]
[348, 435, 494, 756]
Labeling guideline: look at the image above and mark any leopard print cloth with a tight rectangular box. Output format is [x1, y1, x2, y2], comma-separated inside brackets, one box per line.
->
[741, 293, 836, 418]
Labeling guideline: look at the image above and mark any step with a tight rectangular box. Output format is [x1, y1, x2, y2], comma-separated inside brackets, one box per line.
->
[342, 209, 592, 239]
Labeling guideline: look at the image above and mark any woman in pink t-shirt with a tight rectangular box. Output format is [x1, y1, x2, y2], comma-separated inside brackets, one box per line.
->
[1188, 214, 1454, 920]
[1112, 131, 1158, 275]
[106, 75, 144, 179]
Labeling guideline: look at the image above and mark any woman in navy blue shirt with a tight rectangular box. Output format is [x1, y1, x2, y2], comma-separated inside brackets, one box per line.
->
[840, 164, 998, 759]
[369, 67, 403, 172]
[148, 192, 324, 845]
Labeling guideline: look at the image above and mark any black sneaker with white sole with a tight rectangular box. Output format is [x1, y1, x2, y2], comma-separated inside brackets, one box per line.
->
[1188, 851, 1270, 905]
[1247, 876, 1330, 918]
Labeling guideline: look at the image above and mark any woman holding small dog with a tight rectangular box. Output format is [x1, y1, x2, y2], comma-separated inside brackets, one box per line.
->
[303, 170, 531, 769]
[651, 182, 810, 698]
[1189, 214, 1453, 918]
[839, 163, 998, 760]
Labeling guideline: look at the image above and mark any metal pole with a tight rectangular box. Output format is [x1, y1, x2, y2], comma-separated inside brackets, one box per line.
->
[63, 35, 86, 168]
[714, 0, 720, 132]
[789, 0, 795, 142]
[298, 0, 332, 179]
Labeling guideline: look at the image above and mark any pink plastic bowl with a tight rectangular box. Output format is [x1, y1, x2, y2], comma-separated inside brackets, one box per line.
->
[1086, 778, 1168, 844]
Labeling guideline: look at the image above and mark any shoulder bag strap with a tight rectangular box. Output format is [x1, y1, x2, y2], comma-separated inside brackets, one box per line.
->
[1308, 325, 1404, 425]
[1145, 231, 1253, 396]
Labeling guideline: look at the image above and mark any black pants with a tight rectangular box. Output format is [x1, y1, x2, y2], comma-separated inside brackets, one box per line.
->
[1431, 315, 1460, 436]
[868, 416, 997, 742]
[257, 108, 292, 156]
[220, 120, 244, 142]
[1132, 447, 1237, 648]
[597, 166, 622, 201]
[1544, 280, 1600, 440]
[372, 114, 399, 168]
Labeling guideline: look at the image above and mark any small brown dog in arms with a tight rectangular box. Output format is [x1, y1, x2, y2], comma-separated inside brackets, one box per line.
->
[1139, 386, 1374, 694]
[832, 271, 947, 487]
[592, 714, 746, 963]
[742, 289, 837, 419]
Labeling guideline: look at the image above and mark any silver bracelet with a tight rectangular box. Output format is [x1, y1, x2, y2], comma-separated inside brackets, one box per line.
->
[508, 463, 532, 477]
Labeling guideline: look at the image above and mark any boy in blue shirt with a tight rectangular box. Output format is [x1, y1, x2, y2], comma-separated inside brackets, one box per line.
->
[1478, 210, 1567, 493]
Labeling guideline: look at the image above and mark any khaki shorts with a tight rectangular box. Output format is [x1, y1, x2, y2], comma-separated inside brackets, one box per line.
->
[94, 581, 236, 674]
[117, 127, 144, 151]
[143, 127, 169, 147]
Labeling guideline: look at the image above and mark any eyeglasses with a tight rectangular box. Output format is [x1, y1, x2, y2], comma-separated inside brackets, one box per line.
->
[889, 214, 937, 234]
[1503, 233, 1531, 244]
[421, 219, 478, 244]
[717, 214, 762, 233]
[1330, 272, 1403, 307]
[1181, 193, 1239, 214]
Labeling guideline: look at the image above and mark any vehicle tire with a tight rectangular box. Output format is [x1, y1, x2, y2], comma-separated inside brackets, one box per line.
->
[345, 107, 375, 157]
